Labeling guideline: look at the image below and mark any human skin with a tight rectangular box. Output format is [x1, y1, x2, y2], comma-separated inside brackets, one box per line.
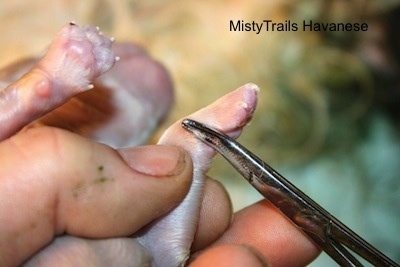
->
[0, 23, 320, 266]
[0, 126, 319, 267]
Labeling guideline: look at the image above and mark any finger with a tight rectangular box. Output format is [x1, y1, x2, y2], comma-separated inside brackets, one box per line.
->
[191, 178, 233, 251]
[189, 244, 268, 267]
[214, 200, 321, 267]
[0, 127, 192, 266]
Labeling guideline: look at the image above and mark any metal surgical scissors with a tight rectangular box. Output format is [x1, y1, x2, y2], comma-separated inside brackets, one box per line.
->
[182, 118, 399, 267]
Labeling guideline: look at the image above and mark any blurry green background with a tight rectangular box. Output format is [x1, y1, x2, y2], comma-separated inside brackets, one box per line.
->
[1, 1, 399, 265]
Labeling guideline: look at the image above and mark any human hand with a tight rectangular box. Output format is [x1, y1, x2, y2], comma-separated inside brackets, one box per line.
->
[191, 198, 321, 266]
[0, 23, 319, 265]
[0, 126, 194, 266]
[0, 26, 193, 265]
[0, 127, 319, 266]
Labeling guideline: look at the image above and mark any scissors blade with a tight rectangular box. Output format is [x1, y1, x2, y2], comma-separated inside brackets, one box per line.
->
[182, 118, 399, 267]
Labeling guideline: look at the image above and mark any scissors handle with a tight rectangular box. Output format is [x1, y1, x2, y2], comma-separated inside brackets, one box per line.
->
[182, 118, 399, 267]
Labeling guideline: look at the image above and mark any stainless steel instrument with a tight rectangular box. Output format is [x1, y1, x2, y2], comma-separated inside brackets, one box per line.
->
[182, 118, 399, 267]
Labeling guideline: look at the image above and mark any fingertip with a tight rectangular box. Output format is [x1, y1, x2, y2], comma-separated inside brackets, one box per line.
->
[189, 244, 269, 267]
[215, 200, 321, 266]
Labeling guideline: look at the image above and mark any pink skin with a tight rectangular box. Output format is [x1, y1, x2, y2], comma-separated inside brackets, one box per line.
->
[0, 23, 116, 141]
[0, 22, 259, 267]
[26, 42, 174, 148]
[18, 84, 258, 267]
[138, 83, 259, 267]
[0, 40, 173, 148]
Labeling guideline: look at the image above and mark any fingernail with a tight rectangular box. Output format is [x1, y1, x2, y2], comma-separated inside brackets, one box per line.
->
[118, 145, 187, 177]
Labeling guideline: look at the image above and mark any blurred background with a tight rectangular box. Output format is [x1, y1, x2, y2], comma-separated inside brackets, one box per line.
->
[1, 0, 399, 265]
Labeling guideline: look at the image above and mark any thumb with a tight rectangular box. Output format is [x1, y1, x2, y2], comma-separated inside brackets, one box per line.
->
[0, 127, 192, 266]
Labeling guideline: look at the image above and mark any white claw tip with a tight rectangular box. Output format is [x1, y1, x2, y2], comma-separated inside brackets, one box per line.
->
[110, 37, 115, 42]
[87, 84, 94, 90]
[96, 26, 100, 31]
[245, 83, 260, 93]
[240, 101, 249, 109]
[115, 56, 121, 62]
